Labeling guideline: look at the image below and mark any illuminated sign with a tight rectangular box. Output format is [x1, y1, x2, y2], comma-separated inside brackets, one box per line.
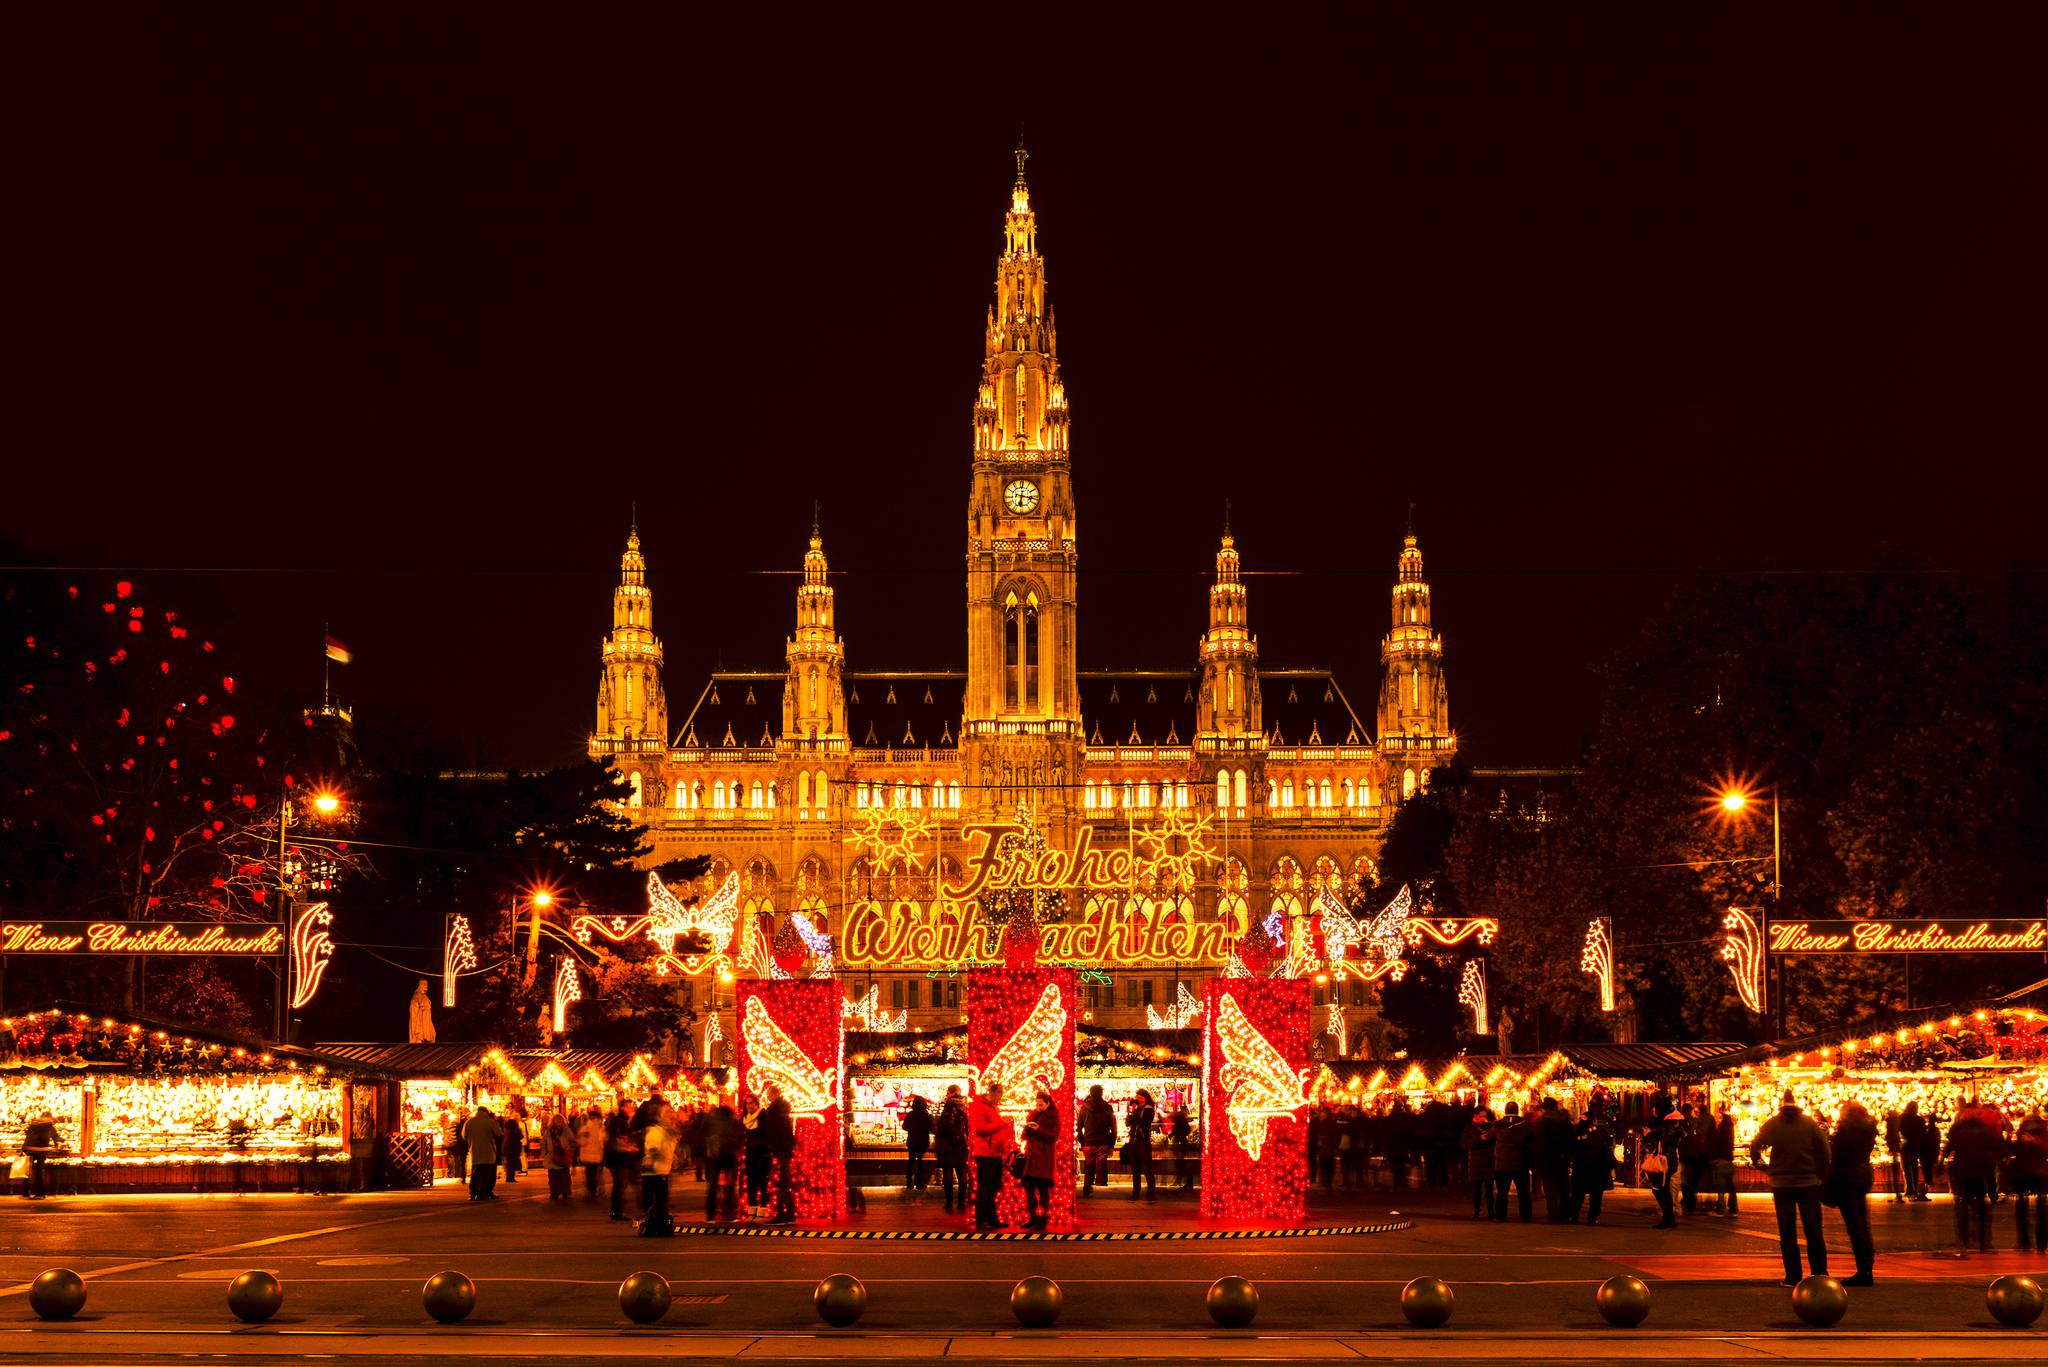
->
[289, 903, 336, 1009]
[1, 921, 285, 956]
[1766, 920, 2047, 954]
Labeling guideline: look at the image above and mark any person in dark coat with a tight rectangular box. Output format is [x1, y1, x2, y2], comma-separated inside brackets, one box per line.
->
[1312, 1107, 1339, 1189]
[1831, 1099, 1878, 1284]
[1169, 1102, 1194, 1188]
[604, 1098, 641, 1221]
[1126, 1090, 1158, 1202]
[1944, 1099, 2004, 1253]
[1678, 1102, 1713, 1214]
[1571, 1116, 1618, 1224]
[1383, 1098, 1414, 1190]
[22, 1111, 62, 1199]
[1491, 1102, 1533, 1222]
[761, 1086, 797, 1224]
[1077, 1085, 1116, 1196]
[934, 1087, 971, 1213]
[1533, 1099, 1576, 1222]
[1750, 1096, 1832, 1283]
[1420, 1098, 1457, 1188]
[1458, 1108, 1495, 1218]
[1883, 1109, 1908, 1203]
[2012, 1113, 2048, 1252]
[901, 1095, 934, 1192]
[700, 1102, 742, 1223]
[1910, 1100, 1940, 1199]
[462, 1106, 502, 1202]
[1020, 1086, 1060, 1230]
[1711, 1106, 1740, 1215]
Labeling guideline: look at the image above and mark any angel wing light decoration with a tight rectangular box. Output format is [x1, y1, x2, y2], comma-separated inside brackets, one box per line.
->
[969, 982, 1068, 1117]
[740, 998, 838, 1121]
[573, 870, 741, 977]
[1214, 993, 1308, 1161]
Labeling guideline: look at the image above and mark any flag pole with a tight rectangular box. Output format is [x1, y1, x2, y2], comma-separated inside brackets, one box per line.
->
[322, 621, 331, 709]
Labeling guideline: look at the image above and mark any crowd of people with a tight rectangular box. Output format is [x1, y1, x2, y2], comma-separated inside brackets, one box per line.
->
[444, 1086, 799, 1236]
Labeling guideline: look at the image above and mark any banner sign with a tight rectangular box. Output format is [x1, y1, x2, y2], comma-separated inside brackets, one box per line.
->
[1, 921, 285, 956]
[1767, 920, 2048, 954]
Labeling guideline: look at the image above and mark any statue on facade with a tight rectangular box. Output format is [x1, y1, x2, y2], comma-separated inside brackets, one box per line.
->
[407, 979, 435, 1044]
[1496, 1007, 1515, 1056]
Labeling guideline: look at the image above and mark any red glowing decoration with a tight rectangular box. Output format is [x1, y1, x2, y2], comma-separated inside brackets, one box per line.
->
[1201, 978, 1310, 1223]
[967, 967, 1077, 1231]
[736, 979, 845, 1221]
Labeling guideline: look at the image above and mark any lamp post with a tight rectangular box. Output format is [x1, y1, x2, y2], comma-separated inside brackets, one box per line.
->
[1719, 786, 1783, 1037]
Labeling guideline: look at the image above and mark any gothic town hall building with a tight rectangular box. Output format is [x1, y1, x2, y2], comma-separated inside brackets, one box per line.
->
[588, 154, 1455, 1039]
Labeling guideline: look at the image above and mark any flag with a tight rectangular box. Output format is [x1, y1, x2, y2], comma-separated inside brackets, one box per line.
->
[324, 635, 352, 665]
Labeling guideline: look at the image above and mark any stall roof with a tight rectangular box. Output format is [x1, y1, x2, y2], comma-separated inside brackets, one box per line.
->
[316, 1042, 643, 1081]
[1320, 1042, 1744, 1083]
[5, 1003, 402, 1079]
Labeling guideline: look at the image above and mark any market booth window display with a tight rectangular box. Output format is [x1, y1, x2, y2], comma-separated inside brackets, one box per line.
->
[0, 1009, 366, 1192]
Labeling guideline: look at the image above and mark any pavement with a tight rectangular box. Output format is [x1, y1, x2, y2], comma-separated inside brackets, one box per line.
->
[2, 1176, 2044, 1364]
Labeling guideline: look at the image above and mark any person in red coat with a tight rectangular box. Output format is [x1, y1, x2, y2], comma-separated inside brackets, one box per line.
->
[968, 1083, 1016, 1231]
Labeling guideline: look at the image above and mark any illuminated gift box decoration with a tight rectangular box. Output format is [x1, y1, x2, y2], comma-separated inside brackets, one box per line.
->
[967, 967, 1076, 1231]
[736, 979, 845, 1220]
[1201, 977, 1310, 1222]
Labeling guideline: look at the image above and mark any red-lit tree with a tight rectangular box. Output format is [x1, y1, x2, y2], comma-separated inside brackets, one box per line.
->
[0, 577, 334, 1017]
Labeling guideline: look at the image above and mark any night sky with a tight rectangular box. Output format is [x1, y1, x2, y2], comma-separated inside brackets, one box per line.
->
[11, 8, 2045, 770]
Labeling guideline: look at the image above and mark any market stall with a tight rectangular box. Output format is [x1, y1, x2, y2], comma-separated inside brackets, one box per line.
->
[0, 1008, 376, 1192]
[1711, 1005, 2048, 1191]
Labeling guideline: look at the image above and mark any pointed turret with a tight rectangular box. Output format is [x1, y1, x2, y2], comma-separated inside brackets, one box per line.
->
[593, 516, 667, 751]
[1378, 528, 1453, 797]
[784, 511, 847, 749]
[1196, 512, 1260, 740]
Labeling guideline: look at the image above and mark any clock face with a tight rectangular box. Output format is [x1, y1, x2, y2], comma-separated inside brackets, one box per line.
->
[1004, 479, 1040, 514]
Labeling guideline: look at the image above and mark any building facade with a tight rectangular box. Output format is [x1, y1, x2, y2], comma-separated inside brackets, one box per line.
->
[587, 152, 1457, 1047]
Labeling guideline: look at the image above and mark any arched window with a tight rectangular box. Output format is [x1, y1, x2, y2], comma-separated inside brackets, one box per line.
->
[1234, 769, 1248, 811]
[627, 771, 643, 808]
[1215, 771, 1231, 811]
[1085, 782, 1097, 810]
[711, 781, 726, 810]
[893, 780, 906, 808]
[1320, 779, 1333, 807]
[1282, 779, 1295, 808]
[1267, 779, 1278, 806]
[855, 783, 868, 809]
[1138, 782, 1152, 808]
[909, 783, 922, 808]
[932, 780, 944, 809]
[1122, 780, 1134, 809]
[1403, 768, 1417, 799]
[797, 771, 812, 811]
[1362, 780, 1372, 807]
[949, 782, 961, 808]
[1176, 780, 1189, 808]
[750, 780, 764, 809]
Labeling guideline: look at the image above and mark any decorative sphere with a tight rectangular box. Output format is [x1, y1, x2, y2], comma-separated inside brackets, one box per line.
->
[1988, 1275, 2046, 1328]
[813, 1274, 867, 1328]
[227, 1270, 284, 1323]
[1791, 1275, 1848, 1327]
[28, 1269, 87, 1321]
[1011, 1276, 1064, 1328]
[422, 1271, 477, 1324]
[619, 1271, 672, 1325]
[1206, 1276, 1260, 1328]
[1595, 1274, 1651, 1328]
[1399, 1276, 1455, 1329]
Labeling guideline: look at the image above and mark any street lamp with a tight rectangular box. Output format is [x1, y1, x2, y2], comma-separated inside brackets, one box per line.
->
[276, 784, 345, 1043]
[1717, 783, 1783, 1035]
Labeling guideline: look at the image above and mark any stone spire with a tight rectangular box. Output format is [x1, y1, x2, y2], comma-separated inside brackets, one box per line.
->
[785, 513, 847, 749]
[593, 518, 666, 750]
[1197, 517, 1260, 740]
[1378, 526, 1452, 796]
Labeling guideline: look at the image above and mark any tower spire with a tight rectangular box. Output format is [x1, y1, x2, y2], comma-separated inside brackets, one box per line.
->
[591, 522, 665, 749]
[786, 515, 846, 749]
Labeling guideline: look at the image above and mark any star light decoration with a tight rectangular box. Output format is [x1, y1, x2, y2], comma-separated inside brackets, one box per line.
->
[702, 1010, 723, 1064]
[843, 984, 908, 1032]
[844, 805, 935, 875]
[552, 957, 582, 1034]
[442, 914, 477, 1009]
[288, 903, 335, 1010]
[1457, 959, 1489, 1034]
[1324, 1002, 1348, 1057]
[1134, 804, 1221, 893]
[1581, 917, 1616, 1013]
[1146, 980, 1203, 1032]
[1722, 906, 1767, 1014]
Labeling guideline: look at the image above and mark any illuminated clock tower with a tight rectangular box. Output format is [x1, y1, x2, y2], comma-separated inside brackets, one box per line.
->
[963, 143, 1081, 820]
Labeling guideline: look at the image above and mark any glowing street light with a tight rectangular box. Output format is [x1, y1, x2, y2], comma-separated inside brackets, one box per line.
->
[531, 889, 555, 909]
[1720, 790, 1747, 813]
[312, 791, 341, 815]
